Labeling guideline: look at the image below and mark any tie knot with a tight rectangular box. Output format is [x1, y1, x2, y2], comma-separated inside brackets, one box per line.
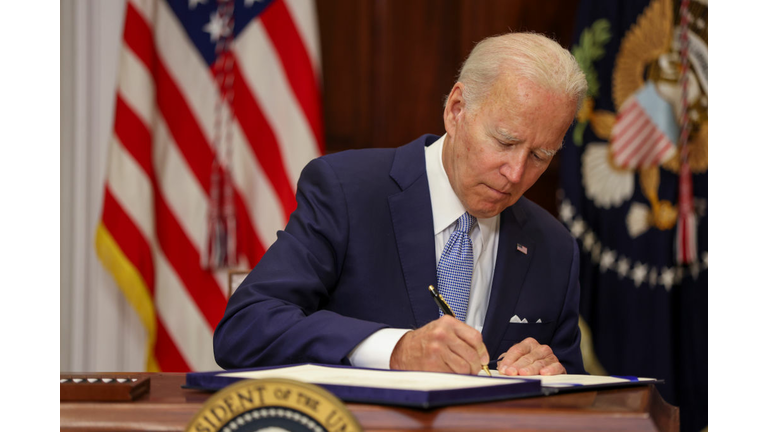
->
[456, 212, 477, 234]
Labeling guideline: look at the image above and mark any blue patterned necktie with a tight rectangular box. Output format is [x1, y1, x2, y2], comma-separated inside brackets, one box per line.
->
[436, 212, 477, 322]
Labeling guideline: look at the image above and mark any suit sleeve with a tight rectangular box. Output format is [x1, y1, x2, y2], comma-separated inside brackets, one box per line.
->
[213, 157, 388, 369]
[550, 236, 586, 374]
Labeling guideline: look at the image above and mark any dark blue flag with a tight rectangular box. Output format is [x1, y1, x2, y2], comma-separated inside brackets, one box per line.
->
[559, 0, 707, 431]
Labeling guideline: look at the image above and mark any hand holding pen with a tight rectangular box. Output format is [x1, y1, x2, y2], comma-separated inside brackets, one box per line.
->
[388, 285, 491, 376]
[427, 285, 564, 377]
[428, 285, 492, 376]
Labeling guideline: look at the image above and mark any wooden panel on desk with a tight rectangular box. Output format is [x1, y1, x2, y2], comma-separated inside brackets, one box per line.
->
[60, 375, 150, 402]
[60, 373, 679, 432]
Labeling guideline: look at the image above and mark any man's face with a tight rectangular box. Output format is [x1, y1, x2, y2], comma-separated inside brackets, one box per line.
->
[442, 74, 577, 219]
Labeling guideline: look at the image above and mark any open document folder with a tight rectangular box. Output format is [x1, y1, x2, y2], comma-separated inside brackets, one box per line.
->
[484, 369, 660, 395]
[186, 364, 659, 409]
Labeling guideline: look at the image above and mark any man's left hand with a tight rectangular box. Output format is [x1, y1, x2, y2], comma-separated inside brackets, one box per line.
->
[496, 337, 565, 376]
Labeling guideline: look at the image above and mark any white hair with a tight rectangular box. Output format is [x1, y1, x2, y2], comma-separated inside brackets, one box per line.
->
[453, 32, 587, 113]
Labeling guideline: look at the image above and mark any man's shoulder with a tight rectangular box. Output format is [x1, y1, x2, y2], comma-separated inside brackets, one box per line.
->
[321, 146, 397, 168]
[313, 134, 439, 179]
[308, 148, 397, 189]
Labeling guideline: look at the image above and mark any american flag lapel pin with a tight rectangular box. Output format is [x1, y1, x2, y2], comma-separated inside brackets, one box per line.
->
[516, 243, 528, 255]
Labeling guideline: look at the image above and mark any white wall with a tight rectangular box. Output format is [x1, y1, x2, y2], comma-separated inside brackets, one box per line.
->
[60, 0, 146, 372]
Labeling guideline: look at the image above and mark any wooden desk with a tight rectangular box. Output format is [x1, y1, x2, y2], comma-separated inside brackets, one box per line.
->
[60, 373, 679, 431]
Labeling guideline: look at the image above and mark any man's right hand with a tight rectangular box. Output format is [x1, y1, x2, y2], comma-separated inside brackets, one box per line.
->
[389, 316, 489, 374]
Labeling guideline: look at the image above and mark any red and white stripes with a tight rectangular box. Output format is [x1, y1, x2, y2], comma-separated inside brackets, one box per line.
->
[611, 97, 677, 169]
[96, 0, 323, 372]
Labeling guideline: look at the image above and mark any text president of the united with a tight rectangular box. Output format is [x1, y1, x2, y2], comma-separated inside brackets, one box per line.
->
[214, 32, 588, 376]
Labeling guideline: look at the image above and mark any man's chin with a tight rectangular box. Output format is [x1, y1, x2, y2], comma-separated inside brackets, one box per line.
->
[473, 195, 524, 218]
[467, 203, 508, 219]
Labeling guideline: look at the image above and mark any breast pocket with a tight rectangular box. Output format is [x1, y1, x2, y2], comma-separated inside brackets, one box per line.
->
[498, 321, 556, 347]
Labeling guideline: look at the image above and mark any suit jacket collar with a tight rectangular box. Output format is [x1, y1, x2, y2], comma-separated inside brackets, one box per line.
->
[389, 134, 439, 189]
[388, 135, 441, 328]
[481, 200, 534, 357]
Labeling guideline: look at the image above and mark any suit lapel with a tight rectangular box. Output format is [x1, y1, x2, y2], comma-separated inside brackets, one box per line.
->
[482, 203, 535, 357]
[388, 136, 440, 328]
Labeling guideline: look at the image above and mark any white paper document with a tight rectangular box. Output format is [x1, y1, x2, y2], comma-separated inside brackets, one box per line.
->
[483, 370, 657, 388]
[222, 364, 527, 391]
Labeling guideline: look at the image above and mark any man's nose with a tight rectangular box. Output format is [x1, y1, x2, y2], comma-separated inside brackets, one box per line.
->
[499, 153, 525, 183]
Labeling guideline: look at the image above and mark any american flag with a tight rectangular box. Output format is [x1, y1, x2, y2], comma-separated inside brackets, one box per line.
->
[610, 82, 677, 169]
[95, 0, 323, 372]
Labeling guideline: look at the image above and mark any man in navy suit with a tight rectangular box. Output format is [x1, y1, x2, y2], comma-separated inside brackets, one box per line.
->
[214, 32, 588, 376]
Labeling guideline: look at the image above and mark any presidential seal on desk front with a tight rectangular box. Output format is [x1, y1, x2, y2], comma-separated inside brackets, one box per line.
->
[185, 378, 361, 432]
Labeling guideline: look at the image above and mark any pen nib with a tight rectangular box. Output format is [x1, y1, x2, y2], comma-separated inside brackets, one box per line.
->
[482, 365, 492, 376]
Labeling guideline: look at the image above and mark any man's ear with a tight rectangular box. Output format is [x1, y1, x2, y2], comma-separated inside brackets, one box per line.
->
[443, 82, 466, 137]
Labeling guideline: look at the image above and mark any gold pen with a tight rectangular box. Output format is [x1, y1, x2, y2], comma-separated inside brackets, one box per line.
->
[428, 285, 492, 376]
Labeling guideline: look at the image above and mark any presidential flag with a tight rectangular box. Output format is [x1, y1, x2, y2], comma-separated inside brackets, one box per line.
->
[95, 0, 323, 372]
[559, 0, 707, 431]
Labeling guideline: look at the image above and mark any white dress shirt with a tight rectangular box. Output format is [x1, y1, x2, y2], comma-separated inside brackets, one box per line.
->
[347, 135, 500, 369]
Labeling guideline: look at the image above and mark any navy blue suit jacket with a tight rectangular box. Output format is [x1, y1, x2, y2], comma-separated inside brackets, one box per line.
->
[214, 135, 585, 373]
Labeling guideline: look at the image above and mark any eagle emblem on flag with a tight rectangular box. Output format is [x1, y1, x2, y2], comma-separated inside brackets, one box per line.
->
[560, 1, 708, 429]
[571, 0, 707, 240]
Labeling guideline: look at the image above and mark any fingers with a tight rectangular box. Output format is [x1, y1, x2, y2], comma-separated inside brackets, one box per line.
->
[452, 319, 490, 365]
[497, 337, 535, 375]
[390, 316, 488, 374]
[421, 321, 475, 374]
[430, 316, 486, 374]
[538, 362, 566, 376]
[497, 338, 564, 376]
[441, 346, 475, 375]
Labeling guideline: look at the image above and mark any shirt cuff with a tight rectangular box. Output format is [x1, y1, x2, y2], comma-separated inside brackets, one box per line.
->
[347, 328, 412, 370]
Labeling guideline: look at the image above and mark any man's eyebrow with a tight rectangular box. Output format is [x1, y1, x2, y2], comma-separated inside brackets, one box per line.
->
[497, 130, 522, 143]
[496, 129, 561, 157]
[538, 147, 558, 158]
[535, 140, 564, 158]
